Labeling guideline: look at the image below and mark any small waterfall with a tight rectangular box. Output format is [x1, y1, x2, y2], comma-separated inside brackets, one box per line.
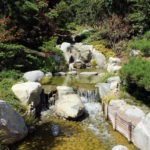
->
[77, 89, 99, 103]
[78, 89, 114, 146]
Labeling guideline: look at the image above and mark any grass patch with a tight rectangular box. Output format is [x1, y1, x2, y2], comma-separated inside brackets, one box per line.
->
[0, 70, 26, 114]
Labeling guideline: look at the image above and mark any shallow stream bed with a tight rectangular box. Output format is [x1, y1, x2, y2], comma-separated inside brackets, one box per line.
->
[10, 69, 135, 150]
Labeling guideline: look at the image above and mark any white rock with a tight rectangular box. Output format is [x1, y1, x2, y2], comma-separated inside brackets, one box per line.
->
[54, 72, 66, 76]
[12, 82, 42, 106]
[107, 76, 121, 84]
[107, 63, 122, 73]
[124, 106, 145, 119]
[92, 49, 106, 68]
[109, 100, 126, 108]
[112, 145, 128, 150]
[109, 57, 121, 65]
[55, 94, 84, 119]
[0, 100, 28, 144]
[69, 63, 75, 70]
[60, 42, 71, 51]
[80, 72, 98, 76]
[95, 83, 111, 99]
[23, 70, 44, 82]
[68, 71, 77, 75]
[57, 86, 74, 100]
[133, 112, 150, 150]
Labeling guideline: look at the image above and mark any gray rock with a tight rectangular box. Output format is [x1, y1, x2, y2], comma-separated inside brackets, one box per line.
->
[23, 70, 44, 82]
[124, 106, 145, 119]
[112, 145, 128, 150]
[107, 76, 121, 84]
[92, 49, 106, 68]
[0, 100, 28, 144]
[55, 94, 84, 119]
[68, 71, 77, 75]
[54, 72, 66, 76]
[133, 112, 150, 150]
[130, 50, 141, 57]
[95, 83, 111, 99]
[51, 124, 60, 136]
[12, 82, 42, 106]
[80, 72, 98, 76]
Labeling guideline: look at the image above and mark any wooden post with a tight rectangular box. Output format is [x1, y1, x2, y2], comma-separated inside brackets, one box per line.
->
[106, 104, 109, 120]
[114, 113, 117, 131]
[128, 122, 132, 143]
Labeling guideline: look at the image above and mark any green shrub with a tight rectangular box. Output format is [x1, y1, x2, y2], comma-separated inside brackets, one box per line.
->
[90, 59, 97, 67]
[0, 70, 26, 114]
[120, 58, 150, 91]
[143, 30, 150, 40]
[129, 39, 150, 56]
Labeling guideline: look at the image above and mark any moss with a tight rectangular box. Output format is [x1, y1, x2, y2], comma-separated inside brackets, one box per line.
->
[40, 76, 51, 85]
[11, 119, 103, 150]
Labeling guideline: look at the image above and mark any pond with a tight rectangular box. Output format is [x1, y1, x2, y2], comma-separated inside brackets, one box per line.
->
[10, 69, 135, 150]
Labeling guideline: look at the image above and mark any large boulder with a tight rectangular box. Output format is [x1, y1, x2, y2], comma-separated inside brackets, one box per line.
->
[92, 49, 106, 68]
[112, 145, 128, 150]
[23, 70, 44, 82]
[57, 86, 74, 100]
[12, 82, 42, 106]
[124, 105, 145, 119]
[55, 94, 84, 119]
[95, 83, 111, 99]
[133, 113, 150, 150]
[73, 43, 93, 62]
[0, 100, 28, 144]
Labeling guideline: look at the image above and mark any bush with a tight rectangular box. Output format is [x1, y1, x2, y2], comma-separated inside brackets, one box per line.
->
[90, 59, 97, 67]
[129, 39, 150, 56]
[94, 45, 115, 58]
[120, 58, 150, 92]
[143, 30, 150, 40]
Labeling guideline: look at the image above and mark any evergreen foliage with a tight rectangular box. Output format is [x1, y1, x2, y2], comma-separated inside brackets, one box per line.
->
[120, 58, 150, 92]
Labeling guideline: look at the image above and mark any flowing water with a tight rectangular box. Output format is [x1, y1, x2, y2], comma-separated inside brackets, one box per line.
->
[10, 69, 135, 150]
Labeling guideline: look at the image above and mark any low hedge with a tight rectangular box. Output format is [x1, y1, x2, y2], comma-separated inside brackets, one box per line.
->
[120, 57, 150, 91]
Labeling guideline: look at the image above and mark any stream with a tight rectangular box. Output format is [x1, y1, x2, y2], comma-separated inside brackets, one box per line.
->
[11, 69, 135, 150]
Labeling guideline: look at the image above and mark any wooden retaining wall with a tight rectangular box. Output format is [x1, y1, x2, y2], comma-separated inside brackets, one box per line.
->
[101, 100, 140, 142]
